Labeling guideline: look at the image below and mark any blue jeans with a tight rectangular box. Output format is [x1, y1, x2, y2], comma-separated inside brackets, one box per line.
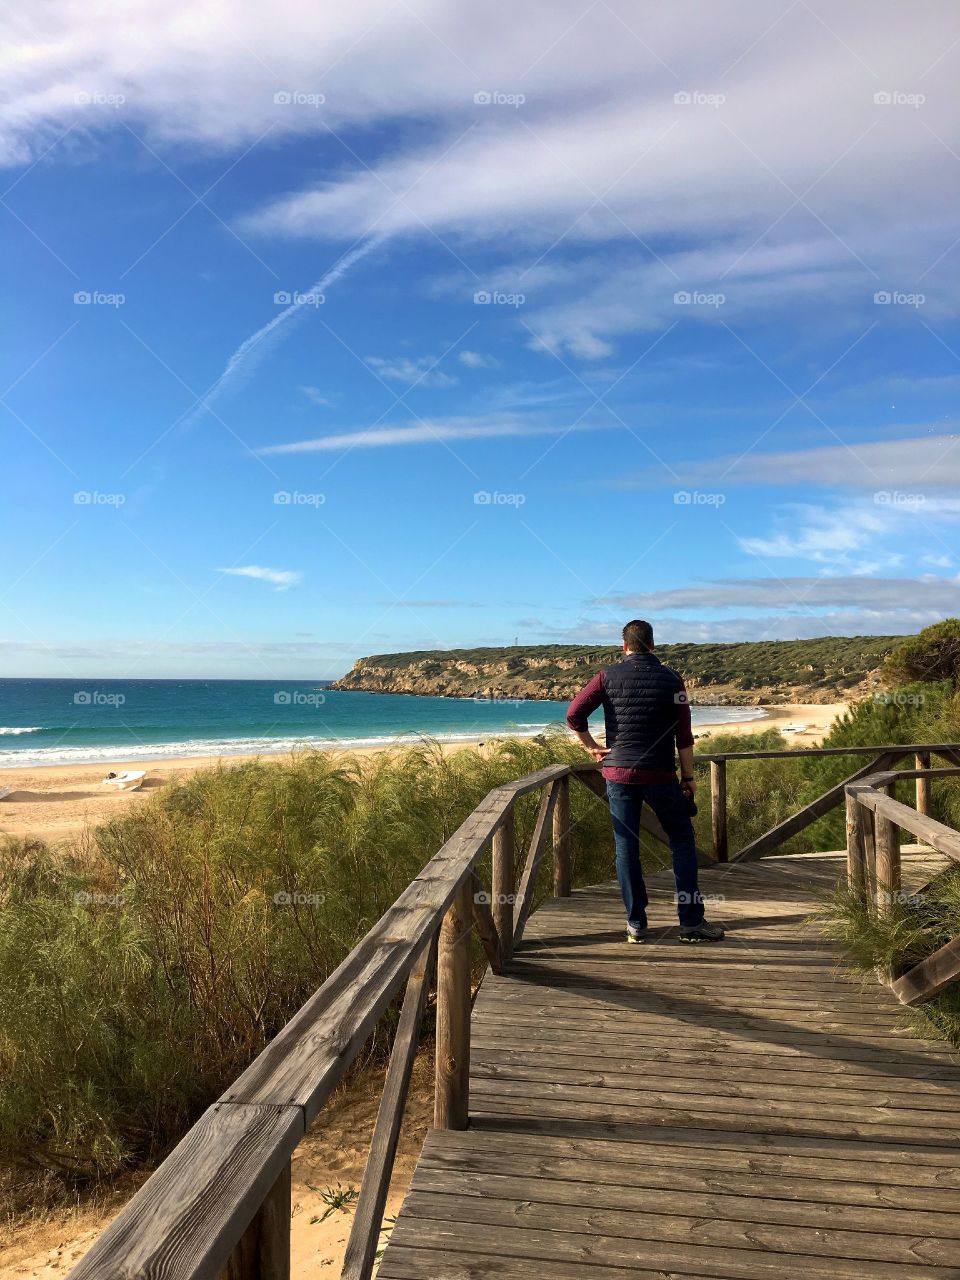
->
[605, 779, 704, 929]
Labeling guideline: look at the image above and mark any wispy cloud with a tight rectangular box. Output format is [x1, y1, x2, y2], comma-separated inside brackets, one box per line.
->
[366, 355, 458, 387]
[300, 386, 337, 407]
[258, 414, 606, 454]
[596, 575, 960, 613]
[613, 431, 960, 490]
[218, 565, 303, 590]
[459, 350, 497, 369]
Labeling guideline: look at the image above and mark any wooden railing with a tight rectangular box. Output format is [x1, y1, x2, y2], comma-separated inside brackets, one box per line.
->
[699, 742, 960, 863]
[845, 762, 960, 1006]
[62, 740, 960, 1279]
[64, 760, 632, 1280]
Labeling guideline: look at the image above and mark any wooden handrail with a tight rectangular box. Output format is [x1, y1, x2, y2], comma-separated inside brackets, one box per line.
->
[698, 740, 960, 762]
[845, 765, 960, 1008]
[64, 744, 960, 1278]
[66, 760, 581, 1280]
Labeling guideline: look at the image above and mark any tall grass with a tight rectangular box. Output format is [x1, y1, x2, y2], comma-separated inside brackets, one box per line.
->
[690, 728, 807, 853]
[0, 734, 613, 1200]
[816, 863, 960, 1047]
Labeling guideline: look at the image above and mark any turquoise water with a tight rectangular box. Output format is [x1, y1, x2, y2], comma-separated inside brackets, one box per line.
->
[0, 678, 766, 768]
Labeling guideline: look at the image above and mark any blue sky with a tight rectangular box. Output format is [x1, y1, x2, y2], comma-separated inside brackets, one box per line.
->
[2, 0, 960, 678]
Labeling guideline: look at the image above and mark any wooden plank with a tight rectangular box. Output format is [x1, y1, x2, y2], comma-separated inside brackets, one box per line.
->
[408, 1165, 960, 1239]
[551, 775, 571, 897]
[470, 1090, 960, 1146]
[892, 934, 960, 1006]
[67, 1103, 303, 1280]
[434, 879, 472, 1130]
[854, 785, 960, 861]
[417, 1128, 960, 1195]
[491, 807, 515, 962]
[397, 1188, 960, 1267]
[699, 741, 960, 763]
[381, 1215, 954, 1280]
[341, 932, 437, 1280]
[469, 1076, 960, 1134]
[464, 1116, 960, 1166]
[219, 1159, 290, 1280]
[470, 871, 502, 975]
[874, 790, 901, 921]
[711, 758, 728, 862]
[512, 780, 560, 950]
[915, 752, 931, 816]
[469, 1042, 960, 1093]
[470, 1055, 960, 1112]
[845, 790, 867, 892]
[731, 751, 905, 862]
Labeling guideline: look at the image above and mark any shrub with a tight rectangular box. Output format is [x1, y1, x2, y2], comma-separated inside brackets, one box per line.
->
[0, 734, 611, 1194]
[883, 618, 960, 689]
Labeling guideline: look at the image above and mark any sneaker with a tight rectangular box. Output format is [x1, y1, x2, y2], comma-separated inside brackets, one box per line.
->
[626, 924, 651, 945]
[679, 919, 725, 943]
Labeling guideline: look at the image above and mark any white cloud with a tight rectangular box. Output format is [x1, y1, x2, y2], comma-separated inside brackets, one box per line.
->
[545, 611, 947, 643]
[258, 413, 606, 453]
[737, 503, 907, 574]
[596, 574, 960, 613]
[458, 350, 496, 369]
[615, 431, 960, 490]
[6, 2, 960, 360]
[366, 355, 459, 387]
[219, 565, 303, 590]
[301, 385, 336, 406]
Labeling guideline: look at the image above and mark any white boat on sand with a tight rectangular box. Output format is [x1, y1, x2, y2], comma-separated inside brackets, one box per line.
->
[101, 770, 147, 791]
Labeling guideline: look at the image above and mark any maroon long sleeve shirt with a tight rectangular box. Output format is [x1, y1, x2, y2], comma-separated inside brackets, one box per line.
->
[566, 670, 694, 784]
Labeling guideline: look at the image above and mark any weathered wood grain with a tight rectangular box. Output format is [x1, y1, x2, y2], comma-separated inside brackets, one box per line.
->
[341, 932, 437, 1280]
[434, 878, 472, 1130]
[68, 1103, 302, 1280]
[379, 852, 960, 1280]
[511, 780, 560, 950]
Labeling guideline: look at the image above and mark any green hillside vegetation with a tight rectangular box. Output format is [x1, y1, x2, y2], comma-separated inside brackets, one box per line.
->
[335, 635, 902, 700]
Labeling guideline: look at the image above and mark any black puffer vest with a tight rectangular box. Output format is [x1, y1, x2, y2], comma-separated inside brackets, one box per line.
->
[600, 651, 684, 772]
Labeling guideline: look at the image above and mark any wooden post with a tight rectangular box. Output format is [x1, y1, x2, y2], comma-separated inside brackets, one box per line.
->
[434, 878, 472, 1130]
[552, 775, 571, 897]
[219, 1160, 291, 1280]
[916, 752, 931, 816]
[341, 935, 436, 1280]
[491, 809, 515, 963]
[874, 801, 901, 922]
[845, 791, 867, 895]
[710, 760, 728, 863]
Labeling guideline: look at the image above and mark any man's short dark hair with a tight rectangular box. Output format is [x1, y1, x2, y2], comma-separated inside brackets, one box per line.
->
[623, 619, 654, 652]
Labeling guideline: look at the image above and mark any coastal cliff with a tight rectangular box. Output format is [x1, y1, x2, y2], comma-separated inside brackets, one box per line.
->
[331, 637, 898, 705]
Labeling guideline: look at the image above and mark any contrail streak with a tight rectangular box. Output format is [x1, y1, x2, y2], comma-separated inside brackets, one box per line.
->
[188, 237, 382, 425]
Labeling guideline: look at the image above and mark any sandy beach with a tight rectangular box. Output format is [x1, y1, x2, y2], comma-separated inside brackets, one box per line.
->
[0, 704, 847, 845]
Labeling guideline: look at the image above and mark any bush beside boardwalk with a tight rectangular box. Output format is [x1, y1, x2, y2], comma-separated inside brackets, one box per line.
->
[0, 733, 615, 1207]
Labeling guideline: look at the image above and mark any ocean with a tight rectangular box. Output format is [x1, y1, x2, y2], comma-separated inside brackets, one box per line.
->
[0, 678, 767, 768]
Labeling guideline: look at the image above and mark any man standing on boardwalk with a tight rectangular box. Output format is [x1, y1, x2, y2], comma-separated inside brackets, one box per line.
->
[566, 619, 724, 944]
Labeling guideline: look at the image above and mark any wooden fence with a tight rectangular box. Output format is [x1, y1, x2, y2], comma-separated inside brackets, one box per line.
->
[700, 741, 960, 862]
[63, 742, 960, 1279]
[845, 761, 960, 1006]
[64, 761, 609, 1280]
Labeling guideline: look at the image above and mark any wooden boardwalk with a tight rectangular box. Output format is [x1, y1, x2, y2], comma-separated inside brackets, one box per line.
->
[378, 852, 960, 1279]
